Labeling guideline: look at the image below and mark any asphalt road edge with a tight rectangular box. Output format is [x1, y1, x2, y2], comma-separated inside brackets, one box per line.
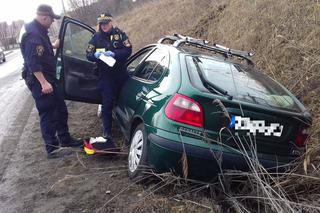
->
[0, 95, 34, 181]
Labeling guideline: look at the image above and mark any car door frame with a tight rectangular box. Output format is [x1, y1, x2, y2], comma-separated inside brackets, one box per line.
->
[56, 16, 101, 104]
[115, 45, 171, 139]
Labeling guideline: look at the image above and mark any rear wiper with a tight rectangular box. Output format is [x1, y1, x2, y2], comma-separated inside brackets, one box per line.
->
[246, 93, 274, 107]
[193, 57, 233, 100]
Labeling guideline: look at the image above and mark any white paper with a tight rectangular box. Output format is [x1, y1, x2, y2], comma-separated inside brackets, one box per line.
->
[89, 137, 107, 144]
[99, 54, 116, 67]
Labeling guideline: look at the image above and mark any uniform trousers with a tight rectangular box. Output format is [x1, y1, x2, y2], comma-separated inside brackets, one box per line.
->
[28, 80, 70, 153]
[99, 72, 128, 138]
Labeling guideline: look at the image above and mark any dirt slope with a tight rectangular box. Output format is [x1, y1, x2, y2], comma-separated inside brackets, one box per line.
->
[0, 102, 217, 212]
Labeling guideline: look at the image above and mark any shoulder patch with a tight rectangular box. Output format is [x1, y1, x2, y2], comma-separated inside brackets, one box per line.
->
[114, 34, 120, 40]
[36, 45, 44, 56]
[123, 39, 132, 48]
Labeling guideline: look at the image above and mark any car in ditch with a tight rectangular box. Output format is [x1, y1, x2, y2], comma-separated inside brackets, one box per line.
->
[56, 17, 312, 180]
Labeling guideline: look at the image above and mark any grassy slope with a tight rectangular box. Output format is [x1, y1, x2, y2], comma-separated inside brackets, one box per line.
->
[117, 0, 319, 144]
[114, 0, 320, 211]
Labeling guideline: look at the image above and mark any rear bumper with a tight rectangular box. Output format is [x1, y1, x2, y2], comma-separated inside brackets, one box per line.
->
[147, 133, 297, 179]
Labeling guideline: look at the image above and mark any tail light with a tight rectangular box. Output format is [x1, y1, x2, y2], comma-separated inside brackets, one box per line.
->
[295, 127, 310, 147]
[165, 94, 204, 127]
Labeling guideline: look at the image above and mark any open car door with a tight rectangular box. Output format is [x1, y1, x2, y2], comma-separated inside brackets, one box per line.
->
[56, 16, 101, 104]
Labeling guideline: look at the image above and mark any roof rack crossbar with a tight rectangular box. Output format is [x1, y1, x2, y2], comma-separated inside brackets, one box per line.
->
[157, 35, 179, 44]
[158, 34, 254, 65]
[195, 44, 254, 65]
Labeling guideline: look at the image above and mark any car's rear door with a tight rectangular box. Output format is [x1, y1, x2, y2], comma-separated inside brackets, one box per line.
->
[56, 16, 101, 104]
[114, 46, 170, 137]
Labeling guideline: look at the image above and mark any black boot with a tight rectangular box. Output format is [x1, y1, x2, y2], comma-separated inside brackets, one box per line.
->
[60, 136, 83, 147]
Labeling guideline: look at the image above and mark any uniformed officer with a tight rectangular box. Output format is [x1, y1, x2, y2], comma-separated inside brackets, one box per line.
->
[86, 13, 132, 147]
[20, 4, 82, 158]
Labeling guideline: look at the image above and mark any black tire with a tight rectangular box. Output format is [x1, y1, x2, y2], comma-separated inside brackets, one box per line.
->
[128, 123, 149, 180]
[3, 57, 5, 62]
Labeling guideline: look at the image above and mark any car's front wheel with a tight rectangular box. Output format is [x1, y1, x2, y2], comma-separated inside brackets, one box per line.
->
[128, 123, 149, 180]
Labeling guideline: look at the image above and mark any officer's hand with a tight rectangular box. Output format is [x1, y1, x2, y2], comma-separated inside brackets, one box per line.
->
[52, 39, 60, 49]
[104, 51, 115, 58]
[41, 81, 53, 94]
[94, 51, 102, 59]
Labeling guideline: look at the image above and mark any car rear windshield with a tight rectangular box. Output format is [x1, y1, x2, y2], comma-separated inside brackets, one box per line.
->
[186, 56, 301, 112]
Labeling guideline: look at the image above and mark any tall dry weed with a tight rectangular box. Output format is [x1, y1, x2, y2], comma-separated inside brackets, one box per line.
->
[199, 0, 320, 146]
[114, 0, 320, 211]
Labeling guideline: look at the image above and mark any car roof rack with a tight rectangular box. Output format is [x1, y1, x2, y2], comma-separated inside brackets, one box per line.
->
[158, 33, 254, 65]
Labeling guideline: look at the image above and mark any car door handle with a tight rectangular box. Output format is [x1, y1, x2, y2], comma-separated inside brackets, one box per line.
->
[136, 92, 147, 100]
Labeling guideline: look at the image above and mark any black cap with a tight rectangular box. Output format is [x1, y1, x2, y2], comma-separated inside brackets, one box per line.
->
[97, 13, 113, 24]
[37, 4, 61, 19]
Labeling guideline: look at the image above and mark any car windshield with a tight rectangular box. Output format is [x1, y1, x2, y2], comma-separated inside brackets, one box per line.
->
[186, 56, 301, 112]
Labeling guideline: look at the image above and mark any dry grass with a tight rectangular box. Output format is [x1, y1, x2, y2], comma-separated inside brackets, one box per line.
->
[116, 0, 319, 143]
[116, 0, 213, 51]
[110, 0, 320, 212]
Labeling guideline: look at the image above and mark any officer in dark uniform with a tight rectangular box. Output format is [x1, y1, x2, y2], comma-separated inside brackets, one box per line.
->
[86, 13, 132, 146]
[20, 4, 82, 158]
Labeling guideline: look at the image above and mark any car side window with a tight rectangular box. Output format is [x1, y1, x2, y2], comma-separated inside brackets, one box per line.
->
[63, 23, 93, 61]
[127, 49, 152, 74]
[134, 49, 168, 81]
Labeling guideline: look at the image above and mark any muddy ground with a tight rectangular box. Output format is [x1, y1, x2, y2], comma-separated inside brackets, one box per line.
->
[0, 101, 218, 213]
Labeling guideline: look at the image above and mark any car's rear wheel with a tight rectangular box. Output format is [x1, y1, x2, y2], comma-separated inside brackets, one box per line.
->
[128, 123, 149, 180]
[3, 56, 5, 62]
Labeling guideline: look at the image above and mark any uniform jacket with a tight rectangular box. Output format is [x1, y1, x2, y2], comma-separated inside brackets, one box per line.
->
[86, 27, 132, 80]
[20, 20, 56, 84]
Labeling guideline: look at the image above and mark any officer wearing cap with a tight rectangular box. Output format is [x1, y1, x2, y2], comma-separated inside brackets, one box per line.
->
[86, 13, 132, 147]
[20, 4, 82, 158]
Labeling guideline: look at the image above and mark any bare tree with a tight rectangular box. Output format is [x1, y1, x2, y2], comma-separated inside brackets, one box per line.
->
[67, 0, 100, 25]
[66, 0, 152, 26]
[0, 22, 9, 49]
[8, 20, 24, 48]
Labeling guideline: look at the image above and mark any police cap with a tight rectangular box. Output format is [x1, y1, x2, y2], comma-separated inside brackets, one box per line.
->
[37, 4, 61, 19]
[97, 13, 113, 24]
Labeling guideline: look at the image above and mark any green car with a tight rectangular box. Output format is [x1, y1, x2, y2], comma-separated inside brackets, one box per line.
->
[57, 17, 311, 180]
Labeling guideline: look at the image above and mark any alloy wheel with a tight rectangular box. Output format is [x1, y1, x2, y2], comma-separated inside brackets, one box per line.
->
[128, 129, 143, 173]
